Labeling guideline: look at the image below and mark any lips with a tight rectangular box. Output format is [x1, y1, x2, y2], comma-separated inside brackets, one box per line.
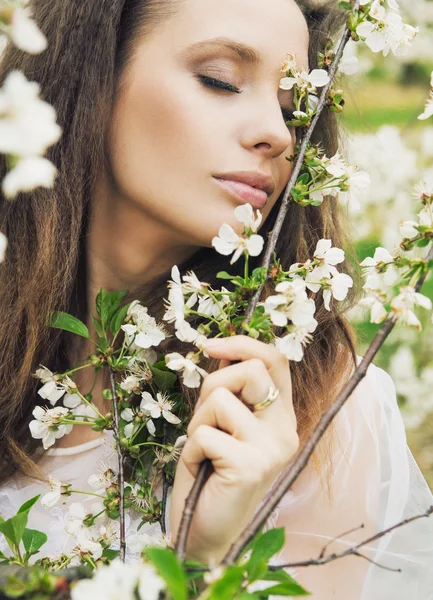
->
[212, 171, 275, 209]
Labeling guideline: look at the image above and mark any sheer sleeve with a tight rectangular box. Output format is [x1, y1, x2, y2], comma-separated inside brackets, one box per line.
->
[260, 360, 433, 599]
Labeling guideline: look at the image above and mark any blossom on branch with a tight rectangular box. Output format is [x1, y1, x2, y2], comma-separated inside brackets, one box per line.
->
[390, 286, 432, 330]
[165, 351, 208, 388]
[29, 405, 73, 449]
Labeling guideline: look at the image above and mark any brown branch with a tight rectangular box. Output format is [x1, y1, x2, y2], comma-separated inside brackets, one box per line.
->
[173, 7, 357, 563]
[244, 22, 352, 323]
[108, 367, 126, 562]
[268, 505, 433, 571]
[184, 505, 433, 576]
[220, 247, 433, 565]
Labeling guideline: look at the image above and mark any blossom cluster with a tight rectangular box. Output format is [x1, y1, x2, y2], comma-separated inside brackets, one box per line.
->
[354, 0, 419, 56]
[358, 180, 433, 328]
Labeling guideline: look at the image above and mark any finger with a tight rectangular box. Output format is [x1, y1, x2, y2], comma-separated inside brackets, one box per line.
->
[198, 358, 282, 421]
[189, 386, 264, 442]
[204, 336, 294, 422]
[181, 423, 267, 482]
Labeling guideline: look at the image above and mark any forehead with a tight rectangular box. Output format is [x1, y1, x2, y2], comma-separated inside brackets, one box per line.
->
[165, 0, 309, 71]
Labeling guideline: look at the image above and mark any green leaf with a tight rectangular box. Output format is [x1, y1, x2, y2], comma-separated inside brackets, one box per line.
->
[95, 289, 128, 330]
[207, 566, 245, 600]
[247, 558, 268, 583]
[150, 365, 178, 392]
[0, 513, 28, 548]
[144, 547, 187, 600]
[110, 303, 131, 336]
[18, 495, 41, 515]
[256, 581, 310, 597]
[91, 315, 105, 339]
[247, 528, 285, 580]
[22, 528, 48, 558]
[50, 312, 90, 339]
[417, 237, 430, 248]
[102, 548, 121, 561]
[217, 271, 235, 280]
[2, 575, 30, 598]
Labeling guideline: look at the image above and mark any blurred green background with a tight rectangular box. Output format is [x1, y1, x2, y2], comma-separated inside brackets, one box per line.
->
[338, 0, 433, 488]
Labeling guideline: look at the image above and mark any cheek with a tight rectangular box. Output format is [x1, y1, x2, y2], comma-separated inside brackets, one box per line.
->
[111, 76, 200, 180]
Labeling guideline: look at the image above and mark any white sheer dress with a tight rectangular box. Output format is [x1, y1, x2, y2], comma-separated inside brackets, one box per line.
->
[1, 360, 432, 599]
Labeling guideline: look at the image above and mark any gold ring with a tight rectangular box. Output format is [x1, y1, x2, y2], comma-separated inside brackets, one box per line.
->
[251, 385, 280, 412]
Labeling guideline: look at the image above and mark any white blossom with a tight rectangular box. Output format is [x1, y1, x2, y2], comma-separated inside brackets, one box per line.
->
[2, 155, 57, 198]
[264, 279, 316, 328]
[71, 560, 166, 600]
[418, 90, 433, 121]
[122, 301, 166, 349]
[274, 320, 318, 361]
[29, 405, 73, 449]
[322, 270, 354, 310]
[34, 366, 76, 406]
[0, 70, 61, 156]
[313, 238, 345, 267]
[356, 2, 418, 57]
[120, 405, 155, 438]
[280, 69, 330, 93]
[212, 223, 264, 264]
[41, 476, 71, 509]
[140, 391, 181, 425]
[360, 247, 399, 289]
[358, 290, 389, 323]
[234, 203, 262, 232]
[9, 7, 47, 54]
[88, 463, 116, 491]
[165, 352, 208, 388]
[120, 375, 141, 393]
[399, 219, 419, 239]
[390, 286, 432, 330]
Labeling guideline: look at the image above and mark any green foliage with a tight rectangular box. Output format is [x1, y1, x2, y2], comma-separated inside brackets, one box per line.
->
[150, 360, 178, 392]
[144, 547, 187, 600]
[95, 289, 128, 332]
[22, 530, 48, 563]
[49, 312, 90, 340]
[0, 495, 48, 571]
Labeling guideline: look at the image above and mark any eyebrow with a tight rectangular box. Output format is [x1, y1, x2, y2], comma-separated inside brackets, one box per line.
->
[182, 37, 261, 64]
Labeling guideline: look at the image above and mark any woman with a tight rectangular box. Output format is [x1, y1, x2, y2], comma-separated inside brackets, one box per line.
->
[0, 0, 432, 597]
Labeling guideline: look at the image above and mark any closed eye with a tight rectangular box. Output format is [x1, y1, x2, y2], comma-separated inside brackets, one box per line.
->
[197, 74, 241, 94]
[198, 74, 295, 125]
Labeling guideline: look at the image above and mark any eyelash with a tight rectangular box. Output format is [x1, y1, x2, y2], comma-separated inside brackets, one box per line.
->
[197, 74, 295, 123]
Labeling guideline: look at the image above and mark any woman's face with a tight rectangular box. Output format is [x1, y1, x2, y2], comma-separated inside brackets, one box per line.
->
[108, 0, 309, 247]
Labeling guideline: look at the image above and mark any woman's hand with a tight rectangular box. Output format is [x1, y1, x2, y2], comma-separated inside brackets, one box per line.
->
[169, 335, 299, 564]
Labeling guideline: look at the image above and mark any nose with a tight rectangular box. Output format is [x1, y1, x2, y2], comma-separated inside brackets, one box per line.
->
[240, 94, 294, 159]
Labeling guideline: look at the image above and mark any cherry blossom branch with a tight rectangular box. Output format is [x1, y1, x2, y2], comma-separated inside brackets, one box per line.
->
[244, 20, 353, 322]
[220, 245, 433, 565]
[174, 2, 358, 563]
[108, 368, 126, 562]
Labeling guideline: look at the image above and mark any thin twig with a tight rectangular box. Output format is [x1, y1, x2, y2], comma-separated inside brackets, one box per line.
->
[221, 246, 433, 564]
[268, 505, 433, 571]
[183, 505, 433, 575]
[160, 422, 170, 536]
[108, 367, 126, 562]
[174, 5, 356, 563]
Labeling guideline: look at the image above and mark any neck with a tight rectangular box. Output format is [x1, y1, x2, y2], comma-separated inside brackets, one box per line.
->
[56, 172, 197, 448]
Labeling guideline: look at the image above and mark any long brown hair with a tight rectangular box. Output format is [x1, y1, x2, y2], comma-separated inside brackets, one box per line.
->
[0, 0, 358, 486]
